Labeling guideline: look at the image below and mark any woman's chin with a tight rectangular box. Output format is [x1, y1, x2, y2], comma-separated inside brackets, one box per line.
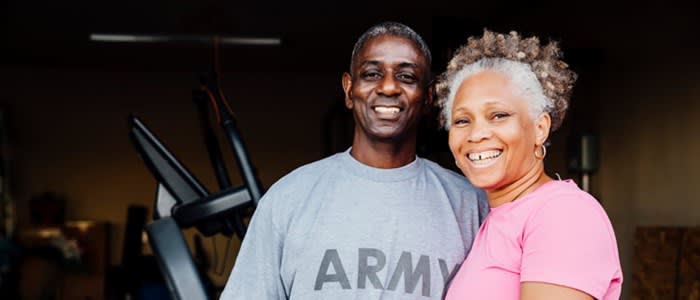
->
[461, 167, 501, 188]
[465, 175, 501, 191]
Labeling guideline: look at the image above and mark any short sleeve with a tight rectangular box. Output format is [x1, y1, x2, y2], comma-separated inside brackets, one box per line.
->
[520, 192, 620, 299]
[219, 193, 288, 300]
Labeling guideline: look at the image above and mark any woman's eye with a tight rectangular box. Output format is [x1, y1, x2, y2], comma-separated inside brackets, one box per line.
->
[453, 118, 470, 125]
[493, 112, 511, 120]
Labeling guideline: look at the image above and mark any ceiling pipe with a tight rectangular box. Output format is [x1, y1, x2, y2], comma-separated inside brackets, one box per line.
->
[89, 33, 282, 46]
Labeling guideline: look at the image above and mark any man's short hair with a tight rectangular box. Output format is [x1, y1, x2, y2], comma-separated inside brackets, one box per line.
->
[350, 21, 432, 71]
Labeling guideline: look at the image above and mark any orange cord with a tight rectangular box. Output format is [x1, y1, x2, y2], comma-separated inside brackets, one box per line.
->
[212, 35, 236, 118]
[200, 85, 221, 124]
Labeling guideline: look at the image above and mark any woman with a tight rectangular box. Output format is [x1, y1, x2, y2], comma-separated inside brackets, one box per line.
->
[437, 30, 622, 299]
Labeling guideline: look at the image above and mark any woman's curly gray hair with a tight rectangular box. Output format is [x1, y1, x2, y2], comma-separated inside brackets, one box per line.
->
[436, 29, 577, 132]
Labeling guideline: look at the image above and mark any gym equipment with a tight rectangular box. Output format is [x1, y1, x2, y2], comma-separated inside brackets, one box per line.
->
[128, 71, 264, 299]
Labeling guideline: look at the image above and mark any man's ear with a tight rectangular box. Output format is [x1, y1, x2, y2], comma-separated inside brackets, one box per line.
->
[342, 72, 353, 109]
[425, 82, 435, 107]
[535, 112, 552, 146]
[419, 81, 435, 116]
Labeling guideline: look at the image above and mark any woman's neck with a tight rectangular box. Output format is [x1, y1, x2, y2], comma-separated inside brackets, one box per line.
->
[487, 162, 551, 208]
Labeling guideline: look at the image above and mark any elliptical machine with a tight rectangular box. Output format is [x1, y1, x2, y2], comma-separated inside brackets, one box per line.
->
[128, 68, 263, 299]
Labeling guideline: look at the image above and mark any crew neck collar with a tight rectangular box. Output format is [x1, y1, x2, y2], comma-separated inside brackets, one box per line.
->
[489, 179, 574, 212]
[340, 148, 422, 182]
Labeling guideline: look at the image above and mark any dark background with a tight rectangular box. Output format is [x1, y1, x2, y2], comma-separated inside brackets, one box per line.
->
[2, 1, 699, 299]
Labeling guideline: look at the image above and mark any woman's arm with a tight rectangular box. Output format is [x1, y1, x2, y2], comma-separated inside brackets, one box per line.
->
[518, 189, 621, 300]
[521, 282, 594, 300]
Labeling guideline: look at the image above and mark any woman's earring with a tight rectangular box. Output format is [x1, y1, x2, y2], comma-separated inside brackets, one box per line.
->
[534, 144, 547, 159]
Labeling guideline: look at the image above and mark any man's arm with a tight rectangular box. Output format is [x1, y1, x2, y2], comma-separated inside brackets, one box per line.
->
[476, 188, 489, 224]
[219, 195, 287, 299]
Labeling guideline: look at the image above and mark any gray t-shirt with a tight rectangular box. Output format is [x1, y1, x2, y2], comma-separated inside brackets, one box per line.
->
[220, 150, 487, 299]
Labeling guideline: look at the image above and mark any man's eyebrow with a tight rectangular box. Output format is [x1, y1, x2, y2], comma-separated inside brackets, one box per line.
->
[397, 62, 419, 69]
[359, 60, 380, 68]
[357, 60, 423, 73]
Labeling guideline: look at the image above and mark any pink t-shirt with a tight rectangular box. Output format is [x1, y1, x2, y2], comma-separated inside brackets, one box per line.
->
[445, 180, 622, 300]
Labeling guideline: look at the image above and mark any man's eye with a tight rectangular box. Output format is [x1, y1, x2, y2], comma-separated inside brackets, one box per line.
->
[362, 71, 381, 79]
[397, 73, 417, 83]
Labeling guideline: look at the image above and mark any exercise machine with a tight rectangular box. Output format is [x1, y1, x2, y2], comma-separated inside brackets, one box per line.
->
[128, 70, 263, 299]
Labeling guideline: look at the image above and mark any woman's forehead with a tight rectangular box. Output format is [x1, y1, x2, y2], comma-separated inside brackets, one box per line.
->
[453, 72, 530, 111]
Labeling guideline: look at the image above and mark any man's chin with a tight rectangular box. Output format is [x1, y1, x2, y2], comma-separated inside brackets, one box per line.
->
[367, 127, 407, 141]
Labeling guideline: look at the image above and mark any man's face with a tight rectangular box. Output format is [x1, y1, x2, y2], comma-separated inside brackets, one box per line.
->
[342, 35, 430, 142]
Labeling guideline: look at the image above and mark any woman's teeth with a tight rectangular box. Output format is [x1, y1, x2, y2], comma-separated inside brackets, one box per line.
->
[468, 150, 502, 164]
[374, 106, 400, 113]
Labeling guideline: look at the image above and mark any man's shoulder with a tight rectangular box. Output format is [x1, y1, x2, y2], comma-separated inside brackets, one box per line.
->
[418, 157, 485, 206]
[419, 157, 474, 188]
[266, 152, 343, 194]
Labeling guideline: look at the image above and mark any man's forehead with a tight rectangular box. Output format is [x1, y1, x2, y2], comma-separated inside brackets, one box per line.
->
[353, 35, 427, 68]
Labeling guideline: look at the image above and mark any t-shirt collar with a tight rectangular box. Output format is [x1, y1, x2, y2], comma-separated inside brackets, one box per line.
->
[340, 148, 422, 182]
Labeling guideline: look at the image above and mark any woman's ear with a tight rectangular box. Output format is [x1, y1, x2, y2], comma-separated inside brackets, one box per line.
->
[535, 112, 552, 145]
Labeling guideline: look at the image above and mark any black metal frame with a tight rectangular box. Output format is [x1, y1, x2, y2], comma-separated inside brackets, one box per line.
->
[128, 73, 263, 299]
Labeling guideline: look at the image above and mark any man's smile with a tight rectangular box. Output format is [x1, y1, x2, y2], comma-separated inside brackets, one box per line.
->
[372, 106, 401, 114]
[371, 105, 404, 120]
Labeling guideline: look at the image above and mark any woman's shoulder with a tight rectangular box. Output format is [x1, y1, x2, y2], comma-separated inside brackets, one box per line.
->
[549, 179, 601, 203]
[517, 181, 622, 300]
[530, 180, 600, 210]
[502, 179, 612, 234]
[525, 179, 615, 237]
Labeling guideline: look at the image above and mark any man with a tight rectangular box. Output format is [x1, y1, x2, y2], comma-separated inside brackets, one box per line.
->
[220, 21, 487, 299]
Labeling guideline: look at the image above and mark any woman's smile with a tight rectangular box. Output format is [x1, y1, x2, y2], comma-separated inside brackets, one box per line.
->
[467, 149, 503, 165]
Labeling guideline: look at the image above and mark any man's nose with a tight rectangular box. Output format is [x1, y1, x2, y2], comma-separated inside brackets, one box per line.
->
[376, 75, 401, 96]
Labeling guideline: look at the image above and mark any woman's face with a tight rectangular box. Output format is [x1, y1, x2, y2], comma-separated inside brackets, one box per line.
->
[448, 71, 549, 191]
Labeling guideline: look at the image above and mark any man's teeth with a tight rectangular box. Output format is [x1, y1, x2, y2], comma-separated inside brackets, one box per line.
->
[374, 106, 400, 113]
[468, 150, 502, 163]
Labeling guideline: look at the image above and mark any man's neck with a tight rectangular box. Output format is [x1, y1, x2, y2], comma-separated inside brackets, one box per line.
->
[350, 135, 417, 169]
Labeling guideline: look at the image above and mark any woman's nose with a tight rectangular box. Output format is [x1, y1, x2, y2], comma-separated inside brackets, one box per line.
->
[467, 121, 492, 143]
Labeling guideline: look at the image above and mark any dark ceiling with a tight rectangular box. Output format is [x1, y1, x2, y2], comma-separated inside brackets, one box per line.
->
[3, 1, 699, 73]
